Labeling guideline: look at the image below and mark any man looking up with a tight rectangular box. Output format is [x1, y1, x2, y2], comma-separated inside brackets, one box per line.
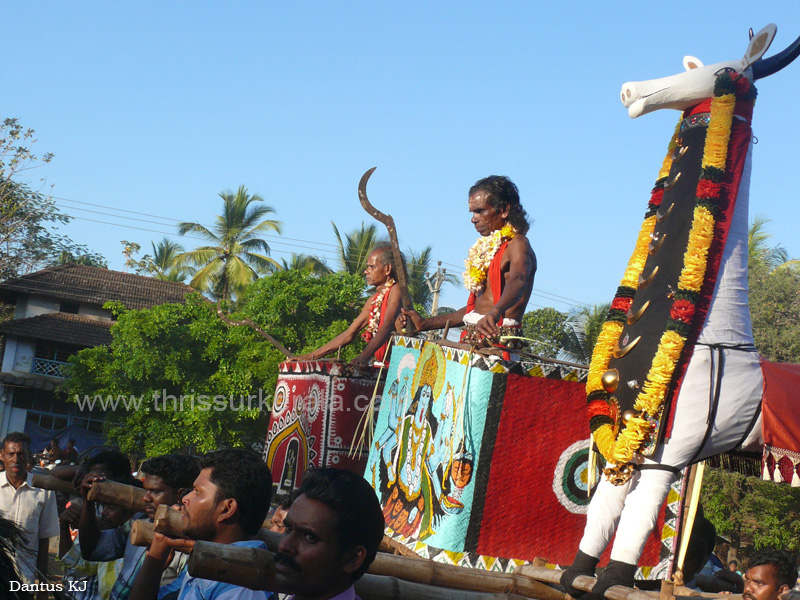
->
[292, 243, 402, 366]
[0, 432, 59, 594]
[130, 448, 273, 600]
[79, 454, 200, 600]
[403, 175, 536, 340]
[742, 549, 797, 600]
[274, 468, 385, 600]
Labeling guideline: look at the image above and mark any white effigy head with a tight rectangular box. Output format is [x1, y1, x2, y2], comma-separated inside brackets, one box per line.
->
[620, 24, 778, 118]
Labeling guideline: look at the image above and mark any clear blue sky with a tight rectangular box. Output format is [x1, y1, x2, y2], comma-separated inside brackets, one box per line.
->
[4, 2, 800, 314]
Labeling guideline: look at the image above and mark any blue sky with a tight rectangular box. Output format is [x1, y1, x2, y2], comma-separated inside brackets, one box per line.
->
[4, 2, 800, 314]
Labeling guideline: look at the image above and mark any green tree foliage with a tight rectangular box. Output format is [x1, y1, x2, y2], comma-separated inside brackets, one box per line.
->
[64, 294, 271, 457]
[239, 269, 367, 361]
[521, 307, 568, 359]
[177, 186, 282, 301]
[749, 263, 800, 363]
[64, 271, 366, 457]
[1, 118, 103, 279]
[701, 467, 800, 556]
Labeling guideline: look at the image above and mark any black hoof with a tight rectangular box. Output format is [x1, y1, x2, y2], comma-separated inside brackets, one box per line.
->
[560, 550, 600, 598]
[590, 560, 637, 599]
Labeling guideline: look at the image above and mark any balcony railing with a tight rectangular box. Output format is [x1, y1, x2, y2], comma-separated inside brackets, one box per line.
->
[31, 357, 69, 379]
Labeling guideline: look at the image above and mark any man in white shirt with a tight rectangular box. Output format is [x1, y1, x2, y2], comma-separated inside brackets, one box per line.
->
[0, 431, 60, 595]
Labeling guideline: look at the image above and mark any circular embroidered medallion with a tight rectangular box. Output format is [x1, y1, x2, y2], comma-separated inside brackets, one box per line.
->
[552, 439, 601, 514]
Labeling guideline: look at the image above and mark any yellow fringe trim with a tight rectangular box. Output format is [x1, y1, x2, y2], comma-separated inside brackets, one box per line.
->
[702, 94, 736, 170]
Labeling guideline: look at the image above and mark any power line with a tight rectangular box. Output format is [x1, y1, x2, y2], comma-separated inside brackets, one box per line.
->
[51, 194, 592, 308]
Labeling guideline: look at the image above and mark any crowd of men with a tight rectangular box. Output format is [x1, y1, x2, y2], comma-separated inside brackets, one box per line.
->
[1, 432, 385, 600]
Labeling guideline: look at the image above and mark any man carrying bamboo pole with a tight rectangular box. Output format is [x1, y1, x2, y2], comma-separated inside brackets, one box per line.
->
[130, 448, 273, 600]
[274, 468, 384, 600]
[79, 454, 200, 600]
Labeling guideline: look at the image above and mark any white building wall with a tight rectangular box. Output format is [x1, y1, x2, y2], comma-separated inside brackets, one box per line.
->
[78, 304, 113, 321]
[13, 296, 28, 319]
[24, 295, 59, 317]
[1, 338, 19, 372]
[11, 340, 36, 374]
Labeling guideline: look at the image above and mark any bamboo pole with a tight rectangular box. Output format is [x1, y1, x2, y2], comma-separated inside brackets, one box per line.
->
[378, 535, 422, 558]
[149, 506, 283, 549]
[189, 540, 277, 590]
[355, 574, 535, 600]
[32, 472, 78, 495]
[188, 541, 566, 600]
[130, 520, 155, 547]
[674, 462, 705, 584]
[189, 541, 552, 600]
[87, 479, 147, 513]
[154, 504, 185, 536]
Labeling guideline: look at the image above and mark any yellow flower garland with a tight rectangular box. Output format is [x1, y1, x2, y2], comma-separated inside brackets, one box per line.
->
[463, 224, 517, 294]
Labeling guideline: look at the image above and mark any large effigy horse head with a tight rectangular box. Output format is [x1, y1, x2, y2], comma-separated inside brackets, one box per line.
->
[621, 24, 800, 118]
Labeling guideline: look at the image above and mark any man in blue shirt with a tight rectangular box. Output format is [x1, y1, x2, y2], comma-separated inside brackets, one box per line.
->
[274, 468, 385, 600]
[130, 448, 273, 600]
[78, 454, 200, 600]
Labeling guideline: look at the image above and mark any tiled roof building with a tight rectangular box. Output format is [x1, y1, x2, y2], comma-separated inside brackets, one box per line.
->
[0, 264, 194, 449]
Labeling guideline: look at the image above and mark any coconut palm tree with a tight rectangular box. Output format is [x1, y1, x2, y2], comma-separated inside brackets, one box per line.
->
[332, 221, 387, 275]
[149, 238, 194, 282]
[561, 302, 611, 365]
[176, 186, 282, 301]
[281, 253, 332, 276]
[748, 215, 799, 273]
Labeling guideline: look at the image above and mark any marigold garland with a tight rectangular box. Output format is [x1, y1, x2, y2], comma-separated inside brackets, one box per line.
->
[362, 279, 395, 343]
[587, 73, 755, 468]
[462, 224, 517, 294]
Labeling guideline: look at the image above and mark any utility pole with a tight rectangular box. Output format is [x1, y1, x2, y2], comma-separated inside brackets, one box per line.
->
[425, 261, 447, 317]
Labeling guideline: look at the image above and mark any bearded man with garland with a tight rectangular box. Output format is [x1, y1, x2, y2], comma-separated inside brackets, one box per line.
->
[292, 243, 402, 367]
[403, 175, 536, 340]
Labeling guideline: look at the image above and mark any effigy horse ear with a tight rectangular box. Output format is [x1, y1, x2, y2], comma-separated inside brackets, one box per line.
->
[682, 56, 704, 71]
[743, 23, 777, 68]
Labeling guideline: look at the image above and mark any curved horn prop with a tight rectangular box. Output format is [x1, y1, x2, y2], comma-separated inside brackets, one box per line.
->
[358, 168, 416, 333]
[752, 34, 800, 80]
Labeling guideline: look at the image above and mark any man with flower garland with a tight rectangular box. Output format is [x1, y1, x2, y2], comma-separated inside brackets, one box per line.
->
[292, 243, 402, 366]
[402, 175, 536, 341]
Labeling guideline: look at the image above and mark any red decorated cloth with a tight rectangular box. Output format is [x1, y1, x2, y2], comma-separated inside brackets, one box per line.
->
[761, 360, 800, 485]
[466, 241, 508, 315]
[373, 288, 392, 363]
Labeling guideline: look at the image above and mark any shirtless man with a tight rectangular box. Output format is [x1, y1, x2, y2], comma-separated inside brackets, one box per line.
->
[403, 175, 536, 338]
[292, 242, 402, 366]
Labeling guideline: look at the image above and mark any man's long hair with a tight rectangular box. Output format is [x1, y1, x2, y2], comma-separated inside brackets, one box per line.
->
[470, 175, 530, 235]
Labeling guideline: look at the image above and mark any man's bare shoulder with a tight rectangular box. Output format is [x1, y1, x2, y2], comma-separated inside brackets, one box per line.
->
[506, 234, 535, 258]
